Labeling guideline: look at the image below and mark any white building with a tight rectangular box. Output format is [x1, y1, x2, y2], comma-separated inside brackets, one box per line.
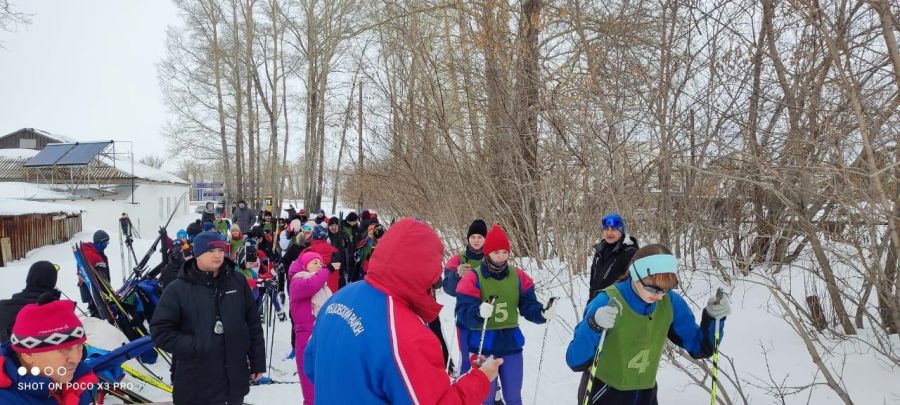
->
[0, 129, 190, 238]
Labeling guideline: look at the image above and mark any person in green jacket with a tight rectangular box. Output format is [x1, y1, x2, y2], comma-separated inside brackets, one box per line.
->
[228, 225, 245, 260]
[565, 244, 731, 404]
[214, 212, 232, 236]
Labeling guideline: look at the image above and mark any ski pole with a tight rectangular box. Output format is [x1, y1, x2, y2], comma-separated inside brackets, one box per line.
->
[533, 297, 559, 405]
[444, 321, 458, 377]
[118, 226, 126, 286]
[267, 283, 278, 375]
[710, 288, 724, 405]
[582, 297, 620, 405]
[59, 290, 91, 317]
[476, 295, 498, 359]
[441, 325, 456, 375]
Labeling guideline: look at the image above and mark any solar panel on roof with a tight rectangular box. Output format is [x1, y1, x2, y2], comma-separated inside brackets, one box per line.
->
[23, 143, 76, 167]
[55, 142, 111, 166]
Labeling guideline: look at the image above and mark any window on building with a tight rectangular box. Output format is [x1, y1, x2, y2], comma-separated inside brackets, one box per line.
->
[19, 138, 37, 149]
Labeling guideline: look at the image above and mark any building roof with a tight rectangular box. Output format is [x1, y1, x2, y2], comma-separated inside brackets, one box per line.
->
[0, 145, 187, 185]
[0, 182, 75, 200]
[119, 157, 187, 184]
[0, 128, 78, 144]
[0, 148, 39, 160]
[0, 198, 83, 216]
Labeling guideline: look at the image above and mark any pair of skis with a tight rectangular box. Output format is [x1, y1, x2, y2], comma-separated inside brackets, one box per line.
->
[73, 243, 141, 340]
[85, 337, 173, 403]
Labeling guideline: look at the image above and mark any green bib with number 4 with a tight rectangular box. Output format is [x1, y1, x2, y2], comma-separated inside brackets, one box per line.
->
[594, 286, 672, 390]
[474, 266, 520, 330]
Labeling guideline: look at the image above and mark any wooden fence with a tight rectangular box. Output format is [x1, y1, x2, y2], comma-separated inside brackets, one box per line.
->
[0, 212, 82, 266]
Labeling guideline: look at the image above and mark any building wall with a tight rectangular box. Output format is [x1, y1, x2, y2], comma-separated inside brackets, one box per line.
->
[74, 183, 190, 239]
[0, 213, 82, 265]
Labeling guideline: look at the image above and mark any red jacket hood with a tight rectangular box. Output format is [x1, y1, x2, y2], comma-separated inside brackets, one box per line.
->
[365, 218, 444, 323]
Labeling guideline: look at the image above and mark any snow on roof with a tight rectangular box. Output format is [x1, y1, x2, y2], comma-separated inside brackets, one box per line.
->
[0, 182, 75, 199]
[112, 156, 188, 184]
[0, 128, 78, 144]
[29, 128, 78, 143]
[0, 149, 39, 160]
[0, 198, 82, 216]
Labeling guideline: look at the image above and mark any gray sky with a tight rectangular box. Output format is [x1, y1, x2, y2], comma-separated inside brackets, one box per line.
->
[0, 1, 177, 166]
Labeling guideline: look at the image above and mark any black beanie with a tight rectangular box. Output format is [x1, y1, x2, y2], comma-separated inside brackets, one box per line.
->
[25, 261, 58, 291]
[186, 220, 203, 238]
[345, 212, 359, 222]
[328, 216, 339, 226]
[467, 219, 488, 238]
[93, 230, 110, 245]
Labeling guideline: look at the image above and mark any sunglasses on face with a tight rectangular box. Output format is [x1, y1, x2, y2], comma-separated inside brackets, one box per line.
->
[602, 216, 623, 230]
[635, 267, 677, 296]
[638, 279, 669, 296]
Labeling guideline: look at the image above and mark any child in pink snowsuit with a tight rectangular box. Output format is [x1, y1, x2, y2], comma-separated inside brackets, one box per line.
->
[289, 251, 332, 404]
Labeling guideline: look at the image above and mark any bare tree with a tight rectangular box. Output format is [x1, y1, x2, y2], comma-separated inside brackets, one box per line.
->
[0, 0, 29, 35]
[139, 154, 166, 169]
[161, 1, 897, 400]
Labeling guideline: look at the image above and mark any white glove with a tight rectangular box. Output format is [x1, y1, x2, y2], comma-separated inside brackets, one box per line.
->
[705, 295, 731, 320]
[542, 304, 557, 321]
[479, 302, 495, 319]
[592, 305, 619, 330]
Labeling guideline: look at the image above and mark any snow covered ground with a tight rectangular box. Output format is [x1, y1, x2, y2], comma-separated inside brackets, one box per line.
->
[1, 209, 898, 404]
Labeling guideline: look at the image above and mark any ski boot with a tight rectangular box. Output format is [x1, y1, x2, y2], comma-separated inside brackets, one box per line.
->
[251, 376, 274, 385]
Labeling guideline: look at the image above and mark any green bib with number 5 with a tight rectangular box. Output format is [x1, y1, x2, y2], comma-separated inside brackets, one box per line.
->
[594, 286, 672, 390]
[474, 266, 520, 330]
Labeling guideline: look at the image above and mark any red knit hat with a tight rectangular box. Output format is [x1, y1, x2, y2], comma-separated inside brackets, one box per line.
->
[10, 300, 86, 354]
[483, 224, 511, 255]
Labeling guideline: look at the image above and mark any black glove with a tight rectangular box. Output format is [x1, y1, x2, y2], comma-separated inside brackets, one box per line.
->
[158, 227, 168, 238]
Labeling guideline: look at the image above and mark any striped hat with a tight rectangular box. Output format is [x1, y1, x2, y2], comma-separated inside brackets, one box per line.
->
[10, 300, 86, 354]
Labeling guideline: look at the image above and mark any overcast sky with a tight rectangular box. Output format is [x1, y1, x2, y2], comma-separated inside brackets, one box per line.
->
[0, 1, 178, 166]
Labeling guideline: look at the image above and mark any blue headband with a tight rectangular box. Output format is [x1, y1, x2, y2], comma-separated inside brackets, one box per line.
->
[629, 254, 678, 280]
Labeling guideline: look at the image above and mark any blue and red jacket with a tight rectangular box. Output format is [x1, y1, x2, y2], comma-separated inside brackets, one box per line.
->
[454, 262, 547, 357]
[565, 280, 724, 372]
[442, 246, 483, 296]
[304, 218, 490, 404]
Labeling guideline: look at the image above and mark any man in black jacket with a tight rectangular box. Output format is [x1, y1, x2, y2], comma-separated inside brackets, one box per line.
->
[233, 200, 254, 233]
[327, 216, 353, 288]
[150, 230, 266, 405]
[0, 261, 61, 343]
[201, 201, 216, 224]
[588, 213, 639, 301]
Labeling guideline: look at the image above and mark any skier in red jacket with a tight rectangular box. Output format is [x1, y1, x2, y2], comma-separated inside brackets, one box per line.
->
[304, 217, 504, 404]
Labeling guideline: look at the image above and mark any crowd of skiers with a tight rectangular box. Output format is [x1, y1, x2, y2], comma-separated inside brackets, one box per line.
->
[0, 199, 732, 404]
[151, 201, 392, 404]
